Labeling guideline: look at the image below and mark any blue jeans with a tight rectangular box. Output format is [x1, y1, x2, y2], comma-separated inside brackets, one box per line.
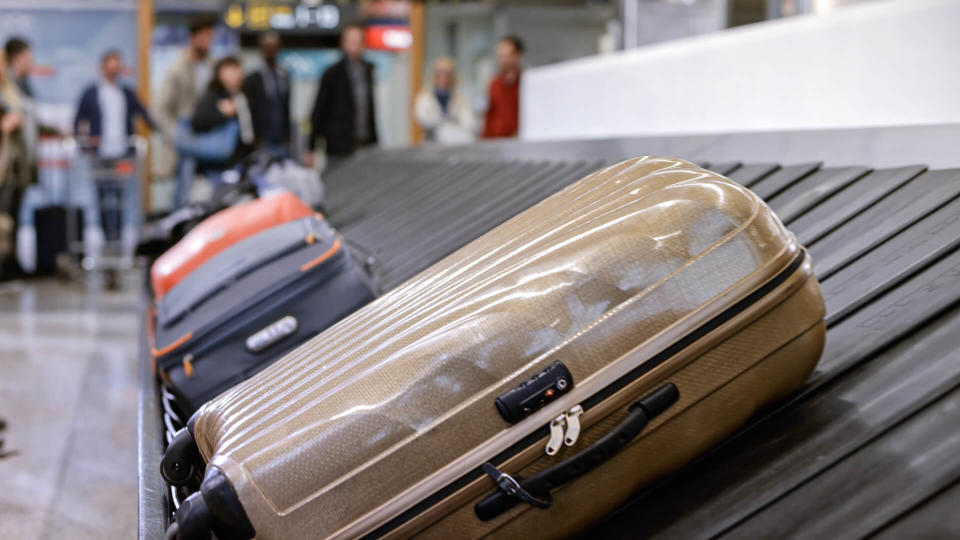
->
[174, 157, 239, 209]
[173, 119, 240, 208]
[73, 153, 141, 233]
[261, 144, 290, 160]
[173, 157, 197, 209]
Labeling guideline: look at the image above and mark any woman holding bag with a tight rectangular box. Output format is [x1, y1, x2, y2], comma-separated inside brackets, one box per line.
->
[173, 57, 253, 207]
[190, 56, 254, 177]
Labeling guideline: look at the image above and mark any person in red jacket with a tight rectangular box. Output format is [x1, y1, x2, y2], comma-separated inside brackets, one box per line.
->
[483, 35, 524, 138]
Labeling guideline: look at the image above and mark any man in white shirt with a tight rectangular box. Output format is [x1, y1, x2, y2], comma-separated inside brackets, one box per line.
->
[74, 50, 155, 257]
[75, 50, 155, 151]
[97, 70, 126, 158]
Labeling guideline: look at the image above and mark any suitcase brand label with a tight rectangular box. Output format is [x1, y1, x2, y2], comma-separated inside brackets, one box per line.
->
[246, 316, 298, 353]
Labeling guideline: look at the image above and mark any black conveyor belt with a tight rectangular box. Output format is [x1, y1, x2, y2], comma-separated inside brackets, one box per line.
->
[321, 148, 960, 540]
[811, 168, 960, 278]
[745, 162, 820, 199]
[767, 165, 870, 223]
[723, 163, 779, 187]
[790, 165, 925, 246]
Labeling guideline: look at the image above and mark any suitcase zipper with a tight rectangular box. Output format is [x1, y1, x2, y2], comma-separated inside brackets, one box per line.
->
[475, 384, 679, 521]
[545, 415, 565, 456]
[544, 405, 583, 456]
[563, 405, 583, 447]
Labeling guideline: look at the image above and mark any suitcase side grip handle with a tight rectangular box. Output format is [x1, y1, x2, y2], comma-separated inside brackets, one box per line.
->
[475, 382, 679, 521]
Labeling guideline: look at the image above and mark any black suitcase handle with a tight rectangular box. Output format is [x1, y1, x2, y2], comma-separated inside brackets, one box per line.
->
[475, 382, 678, 521]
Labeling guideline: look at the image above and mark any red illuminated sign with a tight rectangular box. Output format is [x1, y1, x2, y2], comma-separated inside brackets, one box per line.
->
[365, 26, 413, 51]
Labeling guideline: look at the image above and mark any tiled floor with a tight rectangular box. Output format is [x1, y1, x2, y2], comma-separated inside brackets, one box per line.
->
[0, 275, 140, 539]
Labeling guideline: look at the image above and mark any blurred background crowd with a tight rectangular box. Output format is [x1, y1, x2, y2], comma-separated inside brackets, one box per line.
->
[0, 1, 553, 217]
[0, 0, 551, 281]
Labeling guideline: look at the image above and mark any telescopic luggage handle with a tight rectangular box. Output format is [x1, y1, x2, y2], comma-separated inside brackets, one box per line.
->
[475, 382, 679, 521]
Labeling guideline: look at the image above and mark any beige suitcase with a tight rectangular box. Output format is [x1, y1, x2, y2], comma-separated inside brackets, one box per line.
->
[163, 156, 825, 539]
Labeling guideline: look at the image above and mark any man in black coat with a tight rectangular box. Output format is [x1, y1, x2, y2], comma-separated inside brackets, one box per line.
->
[243, 31, 291, 155]
[307, 23, 378, 169]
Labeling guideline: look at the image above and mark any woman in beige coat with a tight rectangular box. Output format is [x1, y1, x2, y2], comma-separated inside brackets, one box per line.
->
[414, 57, 475, 145]
[0, 50, 30, 269]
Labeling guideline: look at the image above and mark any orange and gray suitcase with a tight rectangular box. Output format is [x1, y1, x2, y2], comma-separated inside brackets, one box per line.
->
[151, 192, 315, 300]
[162, 157, 825, 539]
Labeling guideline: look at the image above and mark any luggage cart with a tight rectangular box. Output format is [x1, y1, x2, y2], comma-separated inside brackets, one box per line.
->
[69, 135, 148, 289]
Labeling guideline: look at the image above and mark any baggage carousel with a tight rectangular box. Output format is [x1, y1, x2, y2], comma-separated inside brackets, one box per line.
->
[139, 124, 960, 538]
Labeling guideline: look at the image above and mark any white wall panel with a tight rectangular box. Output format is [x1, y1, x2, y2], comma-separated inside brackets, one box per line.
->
[521, 0, 960, 140]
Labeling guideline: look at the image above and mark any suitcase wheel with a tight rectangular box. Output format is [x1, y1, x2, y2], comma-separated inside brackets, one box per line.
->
[161, 428, 203, 487]
[167, 492, 211, 540]
[167, 468, 256, 540]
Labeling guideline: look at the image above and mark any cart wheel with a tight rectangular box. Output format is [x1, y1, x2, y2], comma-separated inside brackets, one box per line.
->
[105, 269, 120, 291]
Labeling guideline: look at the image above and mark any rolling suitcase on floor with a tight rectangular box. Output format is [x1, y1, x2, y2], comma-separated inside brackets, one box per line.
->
[153, 214, 377, 416]
[33, 206, 84, 275]
[163, 157, 825, 539]
[150, 192, 315, 300]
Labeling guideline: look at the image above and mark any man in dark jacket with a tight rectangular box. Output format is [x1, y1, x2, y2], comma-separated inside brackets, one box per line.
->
[306, 23, 377, 169]
[73, 49, 156, 256]
[243, 31, 291, 155]
[74, 49, 155, 157]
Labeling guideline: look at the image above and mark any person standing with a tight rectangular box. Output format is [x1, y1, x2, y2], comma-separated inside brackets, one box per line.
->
[191, 57, 255, 171]
[74, 50, 156, 257]
[3, 37, 38, 162]
[0, 46, 28, 184]
[0, 51, 29, 276]
[0, 60, 26, 179]
[414, 57, 474, 145]
[4, 38, 32, 100]
[74, 50, 156, 157]
[307, 23, 377, 170]
[157, 15, 215, 205]
[243, 31, 291, 156]
[483, 35, 524, 139]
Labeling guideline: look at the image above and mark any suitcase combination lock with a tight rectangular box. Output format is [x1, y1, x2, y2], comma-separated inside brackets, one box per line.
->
[495, 361, 574, 423]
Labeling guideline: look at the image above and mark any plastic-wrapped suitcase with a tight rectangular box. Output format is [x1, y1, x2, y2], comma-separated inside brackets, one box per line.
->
[163, 157, 825, 539]
[152, 214, 376, 416]
[151, 192, 314, 300]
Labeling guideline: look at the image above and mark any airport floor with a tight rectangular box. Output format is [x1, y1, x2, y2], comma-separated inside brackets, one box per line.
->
[0, 273, 141, 539]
